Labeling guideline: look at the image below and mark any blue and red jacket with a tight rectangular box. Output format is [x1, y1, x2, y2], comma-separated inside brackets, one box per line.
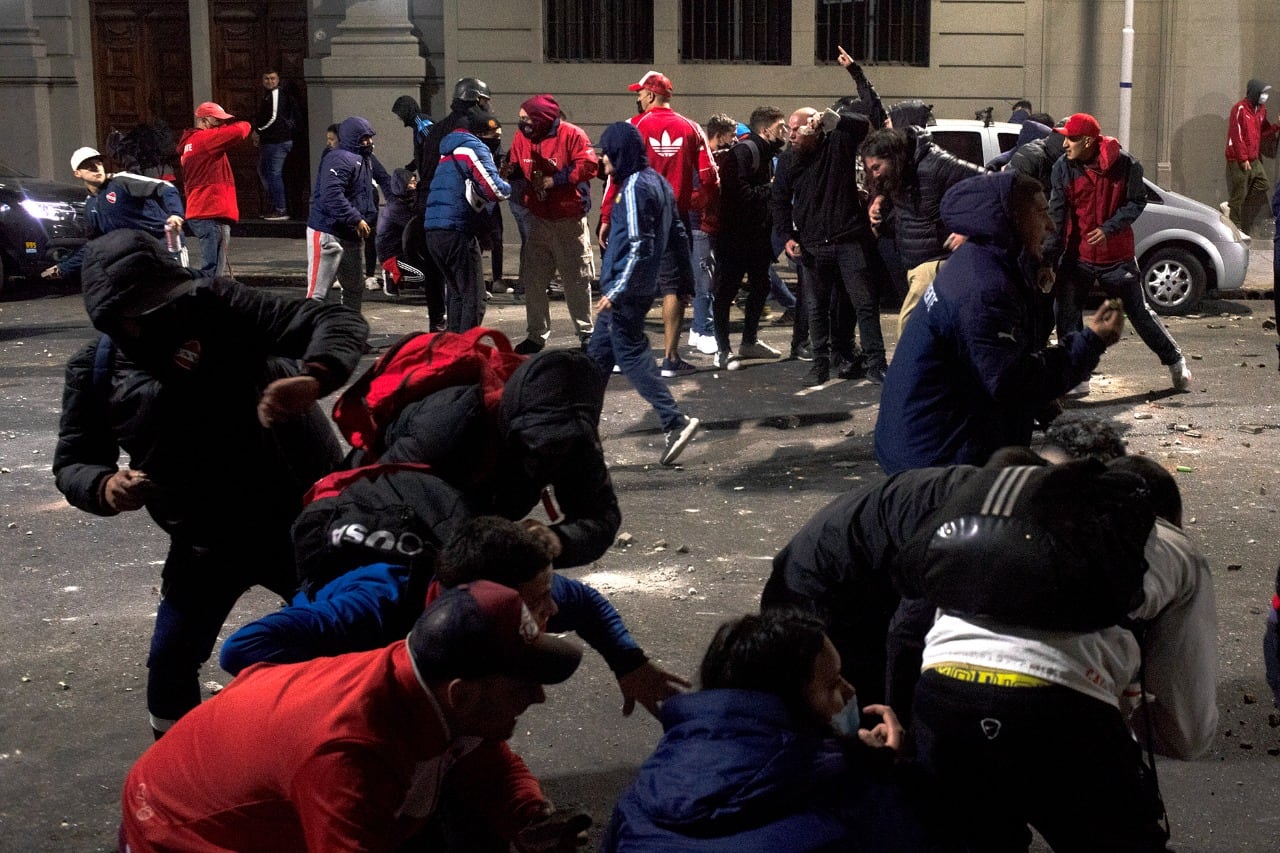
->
[424, 130, 510, 233]
[1044, 135, 1146, 268]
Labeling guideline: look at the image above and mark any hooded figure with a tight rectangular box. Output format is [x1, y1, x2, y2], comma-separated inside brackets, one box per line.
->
[874, 171, 1109, 473]
[53, 227, 367, 736]
[518, 94, 561, 141]
[1225, 78, 1280, 230]
[887, 99, 934, 130]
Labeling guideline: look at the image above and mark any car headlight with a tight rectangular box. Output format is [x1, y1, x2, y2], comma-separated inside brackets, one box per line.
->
[20, 198, 77, 222]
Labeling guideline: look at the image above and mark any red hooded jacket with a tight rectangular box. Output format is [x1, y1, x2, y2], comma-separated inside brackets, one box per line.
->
[509, 97, 598, 221]
[1044, 136, 1146, 268]
[1225, 96, 1277, 163]
[178, 120, 252, 221]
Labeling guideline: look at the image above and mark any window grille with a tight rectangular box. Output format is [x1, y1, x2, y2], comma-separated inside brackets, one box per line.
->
[681, 0, 791, 64]
[545, 0, 655, 63]
[815, 0, 929, 66]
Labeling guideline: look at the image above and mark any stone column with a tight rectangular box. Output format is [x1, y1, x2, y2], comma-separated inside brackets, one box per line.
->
[306, 0, 429, 177]
[0, 0, 55, 175]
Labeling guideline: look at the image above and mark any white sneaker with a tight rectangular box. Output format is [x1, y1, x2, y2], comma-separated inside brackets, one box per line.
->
[696, 334, 719, 355]
[1169, 358, 1191, 392]
[687, 330, 702, 348]
[738, 340, 781, 360]
[1066, 379, 1090, 398]
[661, 416, 701, 465]
[726, 355, 745, 371]
[365, 275, 380, 291]
[712, 350, 733, 369]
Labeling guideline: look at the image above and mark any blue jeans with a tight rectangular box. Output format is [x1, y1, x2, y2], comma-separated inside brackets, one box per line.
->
[588, 293, 683, 432]
[257, 140, 293, 212]
[147, 537, 295, 732]
[188, 218, 230, 277]
[1056, 258, 1181, 366]
[691, 229, 715, 336]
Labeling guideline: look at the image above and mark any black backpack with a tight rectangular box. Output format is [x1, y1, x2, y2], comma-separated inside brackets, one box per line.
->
[291, 463, 474, 602]
[892, 460, 1156, 632]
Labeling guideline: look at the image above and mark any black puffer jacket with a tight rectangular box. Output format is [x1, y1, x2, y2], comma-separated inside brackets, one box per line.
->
[1005, 122, 1065, 195]
[890, 127, 982, 268]
[53, 230, 368, 540]
[378, 348, 621, 569]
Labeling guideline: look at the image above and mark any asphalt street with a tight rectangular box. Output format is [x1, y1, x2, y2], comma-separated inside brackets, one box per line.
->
[2, 253, 1280, 851]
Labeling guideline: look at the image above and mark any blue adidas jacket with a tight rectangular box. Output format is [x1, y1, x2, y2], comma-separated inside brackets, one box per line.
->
[597, 121, 694, 304]
[424, 129, 509, 233]
[874, 172, 1106, 474]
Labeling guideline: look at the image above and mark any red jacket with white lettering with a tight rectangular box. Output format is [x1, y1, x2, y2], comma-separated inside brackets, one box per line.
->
[601, 105, 718, 228]
[178, 120, 252, 221]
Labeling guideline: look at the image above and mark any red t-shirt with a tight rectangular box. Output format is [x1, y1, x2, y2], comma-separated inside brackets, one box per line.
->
[120, 642, 544, 852]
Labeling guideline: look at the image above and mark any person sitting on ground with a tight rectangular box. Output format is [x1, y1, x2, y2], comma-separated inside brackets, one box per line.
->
[600, 609, 949, 852]
[122, 580, 589, 852]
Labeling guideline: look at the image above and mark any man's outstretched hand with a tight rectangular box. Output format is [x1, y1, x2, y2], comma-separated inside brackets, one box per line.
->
[515, 805, 592, 853]
[617, 660, 691, 719]
[258, 375, 321, 427]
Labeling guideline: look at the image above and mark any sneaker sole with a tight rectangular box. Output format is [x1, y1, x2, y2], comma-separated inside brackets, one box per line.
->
[661, 417, 701, 465]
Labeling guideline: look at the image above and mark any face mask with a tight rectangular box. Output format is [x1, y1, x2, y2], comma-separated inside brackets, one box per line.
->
[1262, 92, 1270, 104]
[831, 693, 861, 736]
[483, 137, 501, 154]
[636, 99, 645, 116]
[519, 120, 535, 139]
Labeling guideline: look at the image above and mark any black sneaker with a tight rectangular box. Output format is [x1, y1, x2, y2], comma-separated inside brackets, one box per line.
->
[514, 338, 545, 355]
[836, 353, 866, 381]
[661, 416, 701, 465]
[790, 342, 814, 362]
[770, 308, 796, 326]
[865, 364, 888, 385]
[803, 359, 830, 387]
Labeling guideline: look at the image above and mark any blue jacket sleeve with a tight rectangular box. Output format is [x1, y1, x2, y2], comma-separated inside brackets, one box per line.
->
[546, 573, 646, 676]
[219, 563, 411, 675]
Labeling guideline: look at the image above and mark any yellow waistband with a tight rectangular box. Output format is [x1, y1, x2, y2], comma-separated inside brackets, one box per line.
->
[925, 663, 1053, 688]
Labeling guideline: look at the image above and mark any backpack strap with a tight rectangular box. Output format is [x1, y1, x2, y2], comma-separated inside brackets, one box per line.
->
[92, 334, 115, 406]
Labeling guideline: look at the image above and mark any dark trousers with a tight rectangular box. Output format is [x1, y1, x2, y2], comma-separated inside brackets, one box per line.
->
[913, 671, 1170, 852]
[711, 245, 770, 353]
[403, 219, 445, 328]
[147, 536, 295, 731]
[805, 241, 885, 368]
[426, 229, 485, 333]
[1056, 258, 1181, 365]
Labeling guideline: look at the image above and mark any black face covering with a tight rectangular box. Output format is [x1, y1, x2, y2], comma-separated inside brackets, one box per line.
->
[766, 135, 785, 154]
[636, 99, 645, 116]
[483, 137, 501, 154]
[518, 119, 535, 139]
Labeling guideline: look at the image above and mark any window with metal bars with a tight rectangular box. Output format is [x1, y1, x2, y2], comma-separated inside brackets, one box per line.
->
[815, 0, 930, 66]
[545, 0, 654, 63]
[680, 0, 791, 64]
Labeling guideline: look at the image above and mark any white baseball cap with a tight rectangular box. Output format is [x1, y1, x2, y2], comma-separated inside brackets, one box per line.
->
[70, 147, 102, 171]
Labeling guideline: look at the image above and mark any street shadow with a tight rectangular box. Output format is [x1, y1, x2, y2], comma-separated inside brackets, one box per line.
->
[0, 321, 91, 343]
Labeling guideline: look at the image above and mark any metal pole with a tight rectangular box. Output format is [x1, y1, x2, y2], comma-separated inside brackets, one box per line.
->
[1119, 0, 1135, 148]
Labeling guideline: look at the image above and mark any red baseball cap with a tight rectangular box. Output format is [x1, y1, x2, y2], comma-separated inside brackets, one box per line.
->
[408, 580, 582, 685]
[195, 102, 233, 120]
[1056, 113, 1102, 137]
[628, 71, 673, 98]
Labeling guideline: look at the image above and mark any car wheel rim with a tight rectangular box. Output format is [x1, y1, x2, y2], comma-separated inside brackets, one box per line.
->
[1145, 261, 1192, 309]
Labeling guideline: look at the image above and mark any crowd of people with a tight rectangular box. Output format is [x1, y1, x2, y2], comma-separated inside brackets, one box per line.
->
[45, 59, 1277, 852]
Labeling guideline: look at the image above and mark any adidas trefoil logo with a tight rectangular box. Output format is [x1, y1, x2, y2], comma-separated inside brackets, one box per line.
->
[649, 131, 684, 158]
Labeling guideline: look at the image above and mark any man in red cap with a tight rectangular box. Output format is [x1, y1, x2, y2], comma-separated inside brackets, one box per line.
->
[506, 94, 600, 353]
[120, 580, 589, 852]
[600, 71, 719, 378]
[1041, 112, 1191, 394]
[178, 102, 252, 276]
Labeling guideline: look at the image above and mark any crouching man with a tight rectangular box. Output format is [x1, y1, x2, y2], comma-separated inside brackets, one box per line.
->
[120, 581, 589, 852]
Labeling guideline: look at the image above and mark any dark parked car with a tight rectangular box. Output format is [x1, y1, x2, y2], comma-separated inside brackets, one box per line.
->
[0, 160, 88, 295]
